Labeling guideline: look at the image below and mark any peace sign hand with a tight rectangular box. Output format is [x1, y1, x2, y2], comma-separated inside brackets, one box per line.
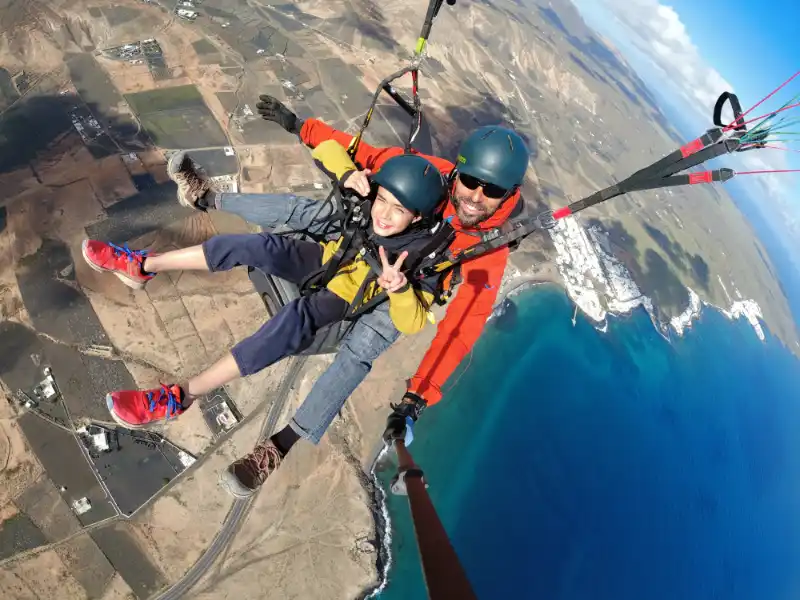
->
[377, 247, 409, 293]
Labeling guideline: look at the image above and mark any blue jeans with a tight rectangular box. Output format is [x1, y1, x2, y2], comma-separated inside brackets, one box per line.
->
[216, 192, 338, 237]
[217, 192, 401, 444]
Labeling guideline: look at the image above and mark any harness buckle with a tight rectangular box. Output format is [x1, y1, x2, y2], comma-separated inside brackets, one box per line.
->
[537, 209, 557, 230]
[480, 228, 502, 243]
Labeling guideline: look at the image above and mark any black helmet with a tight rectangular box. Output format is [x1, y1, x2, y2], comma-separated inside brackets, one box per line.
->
[371, 154, 446, 217]
[456, 126, 530, 190]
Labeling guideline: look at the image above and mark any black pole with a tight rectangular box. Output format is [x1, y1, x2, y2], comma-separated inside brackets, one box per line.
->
[391, 441, 478, 600]
[419, 0, 446, 42]
[382, 83, 417, 117]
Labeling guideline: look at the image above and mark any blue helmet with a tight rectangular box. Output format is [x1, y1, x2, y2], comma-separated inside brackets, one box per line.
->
[456, 126, 530, 190]
[371, 154, 446, 216]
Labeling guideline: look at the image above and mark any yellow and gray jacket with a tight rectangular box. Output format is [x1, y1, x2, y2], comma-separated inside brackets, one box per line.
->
[311, 140, 438, 335]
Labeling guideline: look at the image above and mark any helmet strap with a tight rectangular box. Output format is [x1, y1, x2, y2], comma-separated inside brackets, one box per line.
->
[501, 185, 519, 204]
[366, 181, 379, 201]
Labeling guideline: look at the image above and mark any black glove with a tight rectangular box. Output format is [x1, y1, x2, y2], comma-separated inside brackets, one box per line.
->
[256, 94, 300, 134]
[382, 392, 427, 447]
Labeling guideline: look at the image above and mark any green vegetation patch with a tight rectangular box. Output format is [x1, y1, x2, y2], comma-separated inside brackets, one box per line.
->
[192, 38, 218, 56]
[138, 107, 228, 149]
[124, 85, 206, 115]
[0, 512, 47, 560]
[125, 85, 227, 149]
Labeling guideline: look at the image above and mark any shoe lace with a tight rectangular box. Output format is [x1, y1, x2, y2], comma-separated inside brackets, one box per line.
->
[248, 442, 282, 480]
[146, 384, 184, 418]
[109, 242, 148, 264]
[178, 156, 210, 197]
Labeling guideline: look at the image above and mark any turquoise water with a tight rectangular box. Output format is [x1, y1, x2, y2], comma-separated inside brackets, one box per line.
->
[376, 286, 800, 599]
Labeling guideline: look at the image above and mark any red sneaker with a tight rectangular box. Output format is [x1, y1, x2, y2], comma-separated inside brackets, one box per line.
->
[82, 240, 155, 290]
[105, 384, 186, 428]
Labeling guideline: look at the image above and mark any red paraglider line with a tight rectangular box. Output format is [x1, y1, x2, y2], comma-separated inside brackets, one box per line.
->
[736, 169, 800, 176]
[750, 144, 800, 154]
[726, 70, 800, 129]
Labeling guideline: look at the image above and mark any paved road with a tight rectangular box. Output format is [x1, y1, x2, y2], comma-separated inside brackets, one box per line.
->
[146, 3, 352, 597]
[153, 356, 307, 600]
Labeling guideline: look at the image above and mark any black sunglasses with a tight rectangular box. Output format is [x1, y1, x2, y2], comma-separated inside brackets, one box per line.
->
[458, 173, 510, 199]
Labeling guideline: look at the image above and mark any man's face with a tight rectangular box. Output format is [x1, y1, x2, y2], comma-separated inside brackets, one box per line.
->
[451, 174, 509, 227]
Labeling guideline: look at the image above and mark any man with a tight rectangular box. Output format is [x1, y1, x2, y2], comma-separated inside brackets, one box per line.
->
[170, 95, 529, 495]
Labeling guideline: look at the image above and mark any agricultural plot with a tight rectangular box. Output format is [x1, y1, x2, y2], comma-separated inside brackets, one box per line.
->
[125, 84, 228, 149]
[66, 53, 144, 148]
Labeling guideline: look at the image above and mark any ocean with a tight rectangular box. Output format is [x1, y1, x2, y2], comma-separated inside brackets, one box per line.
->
[375, 285, 800, 599]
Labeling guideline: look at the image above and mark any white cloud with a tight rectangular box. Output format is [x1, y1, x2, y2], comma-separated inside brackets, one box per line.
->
[597, 0, 733, 116]
[736, 151, 788, 199]
[593, 0, 797, 206]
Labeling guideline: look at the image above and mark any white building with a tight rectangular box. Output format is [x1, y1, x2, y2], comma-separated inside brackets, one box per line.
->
[92, 432, 110, 452]
[72, 497, 92, 515]
[178, 451, 196, 468]
[176, 8, 198, 20]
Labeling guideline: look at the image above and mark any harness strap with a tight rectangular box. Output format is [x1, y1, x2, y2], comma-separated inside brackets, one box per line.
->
[344, 227, 455, 318]
[416, 90, 758, 279]
[346, 283, 388, 319]
[345, 271, 384, 320]
[299, 199, 370, 295]
[347, 0, 456, 159]
[432, 262, 462, 305]
[713, 92, 745, 130]
[341, 238, 384, 319]
[408, 222, 456, 274]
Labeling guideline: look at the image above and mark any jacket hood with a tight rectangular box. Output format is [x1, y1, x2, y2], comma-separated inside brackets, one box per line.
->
[367, 220, 437, 254]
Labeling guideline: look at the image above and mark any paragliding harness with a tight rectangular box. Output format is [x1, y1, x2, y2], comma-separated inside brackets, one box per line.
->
[413, 84, 797, 279]
[295, 187, 458, 320]
[287, 0, 460, 319]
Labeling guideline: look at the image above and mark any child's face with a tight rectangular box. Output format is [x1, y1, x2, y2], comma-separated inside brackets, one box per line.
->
[370, 187, 421, 236]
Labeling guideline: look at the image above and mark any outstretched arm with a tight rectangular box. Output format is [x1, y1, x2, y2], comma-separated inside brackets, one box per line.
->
[310, 140, 358, 180]
[406, 247, 510, 405]
[257, 93, 456, 173]
[300, 118, 399, 170]
[258, 93, 391, 166]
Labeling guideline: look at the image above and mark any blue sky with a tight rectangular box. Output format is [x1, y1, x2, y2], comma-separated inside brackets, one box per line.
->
[665, 0, 798, 103]
[570, 0, 800, 253]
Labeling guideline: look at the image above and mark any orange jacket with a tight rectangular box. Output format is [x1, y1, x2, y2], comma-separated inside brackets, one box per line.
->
[300, 118, 519, 405]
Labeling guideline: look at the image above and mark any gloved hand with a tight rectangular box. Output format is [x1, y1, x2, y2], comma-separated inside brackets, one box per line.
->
[385, 413, 415, 446]
[256, 94, 300, 134]
[382, 392, 427, 447]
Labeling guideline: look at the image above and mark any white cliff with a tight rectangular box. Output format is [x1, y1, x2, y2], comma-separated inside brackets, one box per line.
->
[724, 299, 766, 341]
[669, 288, 701, 336]
[668, 282, 765, 342]
[495, 214, 766, 344]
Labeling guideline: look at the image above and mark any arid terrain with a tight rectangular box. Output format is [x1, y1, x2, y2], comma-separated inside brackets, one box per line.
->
[0, 0, 796, 599]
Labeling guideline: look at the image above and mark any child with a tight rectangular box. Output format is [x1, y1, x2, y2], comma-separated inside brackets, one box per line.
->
[82, 143, 446, 431]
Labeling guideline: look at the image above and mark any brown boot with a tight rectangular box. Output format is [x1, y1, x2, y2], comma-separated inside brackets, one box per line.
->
[166, 151, 216, 210]
[219, 439, 284, 499]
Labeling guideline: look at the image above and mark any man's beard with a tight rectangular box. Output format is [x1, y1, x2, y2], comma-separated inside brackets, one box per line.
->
[452, 193, 490, 227]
